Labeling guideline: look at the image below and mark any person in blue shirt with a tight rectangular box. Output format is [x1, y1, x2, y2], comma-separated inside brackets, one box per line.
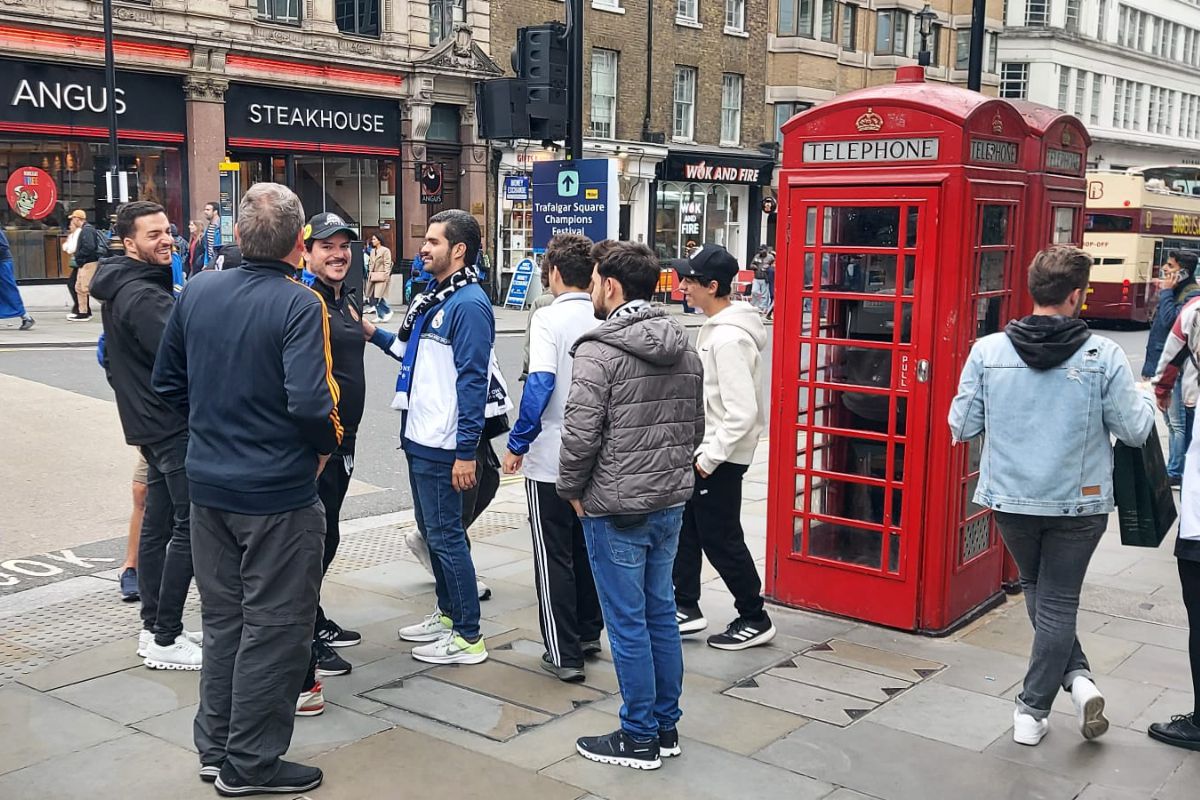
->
[0, 228, 35, 330]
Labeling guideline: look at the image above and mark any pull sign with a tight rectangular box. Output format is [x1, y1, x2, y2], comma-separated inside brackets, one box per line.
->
[916, 360, 931, 383]
[105, 171, 130, 203]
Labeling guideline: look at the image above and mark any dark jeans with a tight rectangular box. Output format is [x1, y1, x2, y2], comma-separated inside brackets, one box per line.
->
[407, 453, 481, 640]
[66, 267, 80, 315]
[994, 511, 1107, 719]
[582, 506, 684, 739]
[674, 462, 764, 621]
[315, 454, 353, 631]
[1180, 558, 1200, 718]
[137, 431, 193, 646]
[192, 501, 325, 782]
[1186, 406, 1195, 465]
[526, 479, 603, 668]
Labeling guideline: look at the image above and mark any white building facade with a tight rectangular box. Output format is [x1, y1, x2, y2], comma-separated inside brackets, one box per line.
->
[997, 0, 1200, 167]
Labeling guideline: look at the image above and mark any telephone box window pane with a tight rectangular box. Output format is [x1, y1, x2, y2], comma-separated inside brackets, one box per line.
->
[811, 387, 891, 434]
[803, 252, 816, 288]
[815, 344, 895, 391]
[905, 207, 920, 247]
[806, 207, 818, 245]
[802, 298, 832, 336]
[823, 206, 900, 247]
[903, 255, 915, 294]
[840, 299, 908, 340]
[968, 435, 983, 472]
[1053, 207, 1076, 243]
[888, 532, 901, 573]
[980, 205, 1010, 245]
[976, 297, 1004, 337]
[964, 475, 986, 518]
[895, 398, 908, 436]
[824, 253, 898, 293]
[810, 520, 882, 568]
[810, 431, 889, 474]
[811, 476, 891, 526]
[978, 251, 1006, 292]
[896, 303, 913, 343]
[793, 516, 804, 554]
[794, 472, 808, 510]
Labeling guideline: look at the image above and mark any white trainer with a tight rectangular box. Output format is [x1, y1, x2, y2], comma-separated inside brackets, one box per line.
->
[183, 630, 203, 647]
[477, 579, 492, 601]
[405, 529, 435, 577]
[1013, 708, 1049, 746]
[398, 610, 453, 642]
[144, 635, 203, 670]
[137, 630, 152, 658]
[1069, 676, 1109, 740]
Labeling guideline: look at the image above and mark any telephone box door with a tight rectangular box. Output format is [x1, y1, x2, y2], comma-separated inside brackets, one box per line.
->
[770, 186, 938, 630]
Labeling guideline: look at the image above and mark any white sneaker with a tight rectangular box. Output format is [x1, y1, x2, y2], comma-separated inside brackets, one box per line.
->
[137, 629, 152, 658]
[411, 632, 488, 665]
[1069, 676, 1109, 740]
[477, 579, 492, 601]
[144, 635, 203, 670]
[398, 610, 453, 642]
[1013, 708, 1049, 746]
[405, 529, 435, 577]
[183, 630, 203, 647]
[296, 681, 325, 716]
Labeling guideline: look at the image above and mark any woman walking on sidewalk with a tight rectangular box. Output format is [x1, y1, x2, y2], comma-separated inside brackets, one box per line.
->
[0, 228, 35, 330]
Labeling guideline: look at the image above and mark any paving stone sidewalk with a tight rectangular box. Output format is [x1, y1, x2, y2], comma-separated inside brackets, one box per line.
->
[0, 449, 1196, 800]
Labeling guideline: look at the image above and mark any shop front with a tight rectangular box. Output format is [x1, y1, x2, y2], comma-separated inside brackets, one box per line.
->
[653, 150, 774, 268]
[223, 83, 401, 258]
[0, 57, 186, 284]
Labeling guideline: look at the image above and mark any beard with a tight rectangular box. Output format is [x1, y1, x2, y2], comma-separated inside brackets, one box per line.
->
[133, 244, 171, 266]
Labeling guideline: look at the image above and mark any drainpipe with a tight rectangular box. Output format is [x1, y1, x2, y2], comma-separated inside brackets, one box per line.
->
[642, 0, 654, 142]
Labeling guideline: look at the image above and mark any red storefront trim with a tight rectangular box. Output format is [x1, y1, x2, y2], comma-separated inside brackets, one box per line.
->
[227, 136, 400, 157]
[0, 121, 184, 143]
[225, 54, 404, 89]
[0, 24, 190, 62]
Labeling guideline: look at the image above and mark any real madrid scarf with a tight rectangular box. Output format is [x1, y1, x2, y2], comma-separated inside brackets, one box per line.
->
[394, 266, 477, 403]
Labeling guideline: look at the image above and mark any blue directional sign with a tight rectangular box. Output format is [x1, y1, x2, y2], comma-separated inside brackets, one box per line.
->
[504, 257, 537, 310]
[532, 159, 619, 250]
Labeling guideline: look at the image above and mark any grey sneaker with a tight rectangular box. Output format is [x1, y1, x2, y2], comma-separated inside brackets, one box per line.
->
[541, 652, 585, 682]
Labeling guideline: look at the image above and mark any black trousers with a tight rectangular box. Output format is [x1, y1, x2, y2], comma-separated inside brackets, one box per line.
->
[1181, 558, 1200, 718]
[137, 431, 193, 646]
[673, 462, 765, 620]
[66, 267, 80, 315]
[315, 454, 353, 631]
[526, 479, 603, 668]
[192, 501, 325, 782]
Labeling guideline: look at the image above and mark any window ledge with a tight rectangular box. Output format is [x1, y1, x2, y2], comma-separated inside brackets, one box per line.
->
[719, 139, 740, 147]
[676, 18, 703, 29]
[769, 35, 840, 57]
[592, 2, 625, 13]
[724, 27, 749, 37]
[672, 136, 696, 144]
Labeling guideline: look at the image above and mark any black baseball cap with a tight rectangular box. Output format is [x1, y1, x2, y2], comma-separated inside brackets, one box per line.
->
[673, 243, 740, 286]
[304, 212, 357, 242]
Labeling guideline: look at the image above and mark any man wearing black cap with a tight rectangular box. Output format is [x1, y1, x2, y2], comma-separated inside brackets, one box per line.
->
[298, 212, 366, 690]
[673, 244, 774, 650]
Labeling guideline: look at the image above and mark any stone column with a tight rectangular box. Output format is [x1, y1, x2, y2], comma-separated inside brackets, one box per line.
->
[459, 103, 490, 240]
[183, 76, 228, 222]
[404, 91, 434, 258]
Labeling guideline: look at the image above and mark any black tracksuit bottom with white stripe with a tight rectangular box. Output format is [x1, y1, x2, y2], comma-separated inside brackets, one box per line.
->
[526, 479, 603, 668]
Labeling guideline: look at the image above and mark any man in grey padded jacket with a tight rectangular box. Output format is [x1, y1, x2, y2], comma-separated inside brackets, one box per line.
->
[557, 241, 704, 771]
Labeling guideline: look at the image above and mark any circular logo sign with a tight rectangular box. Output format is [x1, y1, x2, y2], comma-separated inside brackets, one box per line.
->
[761, 196, 778, 215]
[6, 167, 58, 221]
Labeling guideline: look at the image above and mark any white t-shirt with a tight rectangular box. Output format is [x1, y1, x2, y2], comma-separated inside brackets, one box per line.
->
[522, 292, 599, 483]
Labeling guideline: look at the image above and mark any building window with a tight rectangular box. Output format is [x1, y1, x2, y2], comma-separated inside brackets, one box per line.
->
[779, 0, 816, 37]
[999, 62, 1029, 98]
[927, 23, 942, 65]
[774, 101, 813, 146]
[1058, 67, 1071, 111]
[257, 0, 300, 24]
[821, 0, 836, 42]
[987, 31, 998, 73]
[677, 0, 699, 23]
[593, 0, 621, 8]
[955, 28, 970, 69]
[336, 0, 379, 36]
[875, 9, 909, 56]
[1064, 0, 1080, 32]
[430, 0, 464, 45]
[590, 49, 618, 140]
[841, 3, 858, 50]
[673, 66, 697, 141]
[1096, 0, 1109, 39]
[1135, 83, 1145, 131]
[1090, 74, 1102, 125]
[1024, 0, 1047, 25]
[1074, 69, 1086, 117]
[725, 0, 745, 31]
[721, 73, 743, 145]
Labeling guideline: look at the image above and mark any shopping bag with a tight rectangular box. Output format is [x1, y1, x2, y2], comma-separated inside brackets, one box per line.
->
[1112, 425, 1177, 547]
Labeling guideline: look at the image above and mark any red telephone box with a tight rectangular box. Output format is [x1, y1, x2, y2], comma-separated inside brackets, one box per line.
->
[766, 67, 1046, 633]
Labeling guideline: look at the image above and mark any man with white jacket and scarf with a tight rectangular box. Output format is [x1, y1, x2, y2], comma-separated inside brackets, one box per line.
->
[672, 244, 775, 650]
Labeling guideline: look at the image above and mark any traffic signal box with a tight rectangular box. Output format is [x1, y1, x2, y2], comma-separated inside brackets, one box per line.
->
[767, 66, 1090, 634]
[476, 23, 568, 141]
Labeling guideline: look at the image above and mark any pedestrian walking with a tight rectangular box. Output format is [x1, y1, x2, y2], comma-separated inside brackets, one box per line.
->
[199, 201, 223, 270]
[0, 228, 35, 330]
[673, 244, 774, 650]
[185, 219, 205, 277]
[949, 245, 1155, 747]
[764, 246, 777, 319]
[68, 209, 107, 321]
[152, 183, 341, 796]
[120, 452, 147, 602]
[365, 233, 394, 321]
[501, 233, 603, 683]
[1143, 250, 1200, 486]
[90, 201, 200, 671]
[750, 244, 771, 313]
[1149, 292, 1200, 475]
[1149, 298, 1200, 752]
[558, 241, 704, 770]
[366, 209, 496, 666]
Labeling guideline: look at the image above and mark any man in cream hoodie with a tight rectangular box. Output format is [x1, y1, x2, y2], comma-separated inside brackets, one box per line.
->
[672, 244, 773, 650]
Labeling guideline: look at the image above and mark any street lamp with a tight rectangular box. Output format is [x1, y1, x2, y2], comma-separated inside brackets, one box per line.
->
[916, 4, 938, 68]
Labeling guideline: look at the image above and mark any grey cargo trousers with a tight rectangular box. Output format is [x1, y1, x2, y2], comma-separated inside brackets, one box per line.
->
[191, 501, 325, 782]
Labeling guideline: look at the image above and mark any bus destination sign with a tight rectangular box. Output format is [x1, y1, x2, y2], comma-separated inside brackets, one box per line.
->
[1142, 209, 1200, 237]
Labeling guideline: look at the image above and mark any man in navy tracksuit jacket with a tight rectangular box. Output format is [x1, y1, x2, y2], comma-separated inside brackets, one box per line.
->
[152, 184, 341, 796]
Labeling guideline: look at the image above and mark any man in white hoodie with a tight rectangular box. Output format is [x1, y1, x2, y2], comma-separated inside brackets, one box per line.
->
[672, 244, 774, 650]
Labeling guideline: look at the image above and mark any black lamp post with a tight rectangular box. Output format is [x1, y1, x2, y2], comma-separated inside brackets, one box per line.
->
[916, 4, 937, 68]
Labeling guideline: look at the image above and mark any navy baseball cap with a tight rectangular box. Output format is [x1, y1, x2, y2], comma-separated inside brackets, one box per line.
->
[304, 212, 357, 242]
[673, 243, 740, 285]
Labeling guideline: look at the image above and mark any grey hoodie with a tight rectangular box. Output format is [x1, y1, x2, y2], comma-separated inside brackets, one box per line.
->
[557, 307, 705, 517]
[696, 302, 768, 473]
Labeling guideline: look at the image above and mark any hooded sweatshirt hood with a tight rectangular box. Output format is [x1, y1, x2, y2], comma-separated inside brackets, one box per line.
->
[90, 255, 172, 303]
[1004, 314, 1092, 370]
[703, 301, 768, 349]
[574, 306, 690, 366]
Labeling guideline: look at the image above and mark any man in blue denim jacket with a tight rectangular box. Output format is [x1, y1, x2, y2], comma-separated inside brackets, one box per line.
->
[950, 246, 1154, 748]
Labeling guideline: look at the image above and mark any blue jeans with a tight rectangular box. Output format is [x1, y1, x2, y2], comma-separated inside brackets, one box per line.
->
[375, 297, 392, 317]
[582, 506, 684, 739]
[406, 454, 481, 639]
[1168, 382, 1187, 479]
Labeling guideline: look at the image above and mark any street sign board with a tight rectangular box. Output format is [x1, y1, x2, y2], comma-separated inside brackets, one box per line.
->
[504, 175, 530, 201]
[531, 158, 618, 250]
[504, 256, 536, 309]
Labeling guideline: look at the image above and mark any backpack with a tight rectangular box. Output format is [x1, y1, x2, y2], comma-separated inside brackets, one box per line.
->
[92, 226, 110, 260]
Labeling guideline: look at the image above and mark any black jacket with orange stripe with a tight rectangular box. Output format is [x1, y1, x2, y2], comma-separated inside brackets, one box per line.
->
[152, 259, 343, 515]
[310, 276, 365, 456]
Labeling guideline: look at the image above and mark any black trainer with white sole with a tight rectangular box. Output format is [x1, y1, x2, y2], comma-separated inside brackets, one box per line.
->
[199, 764, 221, 783]
[676, 606, 708, 635]
[659, 727, 681, 757]
[214, 761, 322, 796]
[576, 729, 662, 770]
[706, 614, 776, 651]
[315, 640, 352, 676]
[317, 618, 361, 648]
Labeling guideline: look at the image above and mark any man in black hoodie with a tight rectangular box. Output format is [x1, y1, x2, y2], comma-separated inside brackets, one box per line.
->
[153, 183, 341, 796]
[91, 201, 201, 672]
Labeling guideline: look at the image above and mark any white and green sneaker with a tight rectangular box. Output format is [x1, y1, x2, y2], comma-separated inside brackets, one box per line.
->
[398, 611, 453, 643]
[411, 633, 488, 665]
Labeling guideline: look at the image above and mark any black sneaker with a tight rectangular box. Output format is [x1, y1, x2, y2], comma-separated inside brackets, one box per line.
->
[119, 567, 139, 602]
[576, 729, 662, 770]
[540, 651, 585, 683]
[1148, 713, 1200, 751]
[198, 764, 221, 783]
[317, 618, 361, 648]
[659, 727, 681, 758]
[707, 613, 777, 651]
[581, 639, 602, 657]
[315, 640, 352, 677]
[676, 605, 707, 635]
[66, 312, 91, 321]
[215, 761, 322, 796]
[18, 316, 35, 331]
